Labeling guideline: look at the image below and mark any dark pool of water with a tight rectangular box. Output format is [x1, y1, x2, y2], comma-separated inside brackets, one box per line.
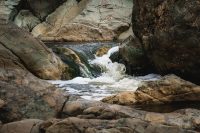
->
[133, 101, 200, 113]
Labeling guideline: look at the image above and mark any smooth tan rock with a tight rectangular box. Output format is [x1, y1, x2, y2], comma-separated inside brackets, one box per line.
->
[0, 119, 43, 133]
[102, 75, 200, 105]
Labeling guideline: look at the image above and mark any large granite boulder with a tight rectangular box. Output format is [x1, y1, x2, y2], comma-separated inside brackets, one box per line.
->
[0, 79, 68, 123]
[0, 20, 67, 80]
[102, 75, 200, 105]
[121, 0, 200, 84]
[32, 0, 133, 42]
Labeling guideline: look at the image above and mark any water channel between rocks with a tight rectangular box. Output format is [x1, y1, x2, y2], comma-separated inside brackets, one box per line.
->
[46, 42, 161, 101]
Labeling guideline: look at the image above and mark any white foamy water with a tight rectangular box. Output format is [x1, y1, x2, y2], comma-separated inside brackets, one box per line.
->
[49, 46, 161, 101]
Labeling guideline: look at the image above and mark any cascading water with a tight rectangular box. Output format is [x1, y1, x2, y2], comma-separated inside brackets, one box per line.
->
[49, 43, 160, 101]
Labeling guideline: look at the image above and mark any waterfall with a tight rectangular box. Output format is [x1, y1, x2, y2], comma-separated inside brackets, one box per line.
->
[49, 43, 161, 101]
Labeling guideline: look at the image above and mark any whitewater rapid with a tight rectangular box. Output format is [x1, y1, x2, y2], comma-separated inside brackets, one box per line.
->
[49, 46, 160, 101]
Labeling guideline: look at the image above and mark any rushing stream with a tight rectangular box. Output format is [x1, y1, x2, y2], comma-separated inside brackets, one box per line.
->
[48, 42, 160, 101]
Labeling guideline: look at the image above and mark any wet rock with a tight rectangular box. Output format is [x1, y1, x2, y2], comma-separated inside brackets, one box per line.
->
[0, 21, 67, 80]
[0, 119, 43, 133]
[95, 46, 110, 57]
[32, 0, 133, 42]
[129, 0, 200, 84]
[14, 10, 40, 31]
[54, 48, 81, 78]
[102, 75, 200, 105]
[119, 36, 151, 75]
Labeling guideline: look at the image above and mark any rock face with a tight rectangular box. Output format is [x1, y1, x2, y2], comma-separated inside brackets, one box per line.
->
[121, 0, 200, 84]
[32, 0, 133, 42]
[0, 20, 67, 80]
[102, 75, 200, 105]
[14, 10, 41, 31]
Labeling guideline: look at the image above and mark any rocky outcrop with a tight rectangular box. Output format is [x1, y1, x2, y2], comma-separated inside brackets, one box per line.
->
[102, 75, 200, 105]
[95, 46, 110, 57]
[32, 0, 133, 42]
[0, 20, 68, 80]
[121, 0, 200, 84]
[2, 98, 200, 132]
[14, 10, 40, 31]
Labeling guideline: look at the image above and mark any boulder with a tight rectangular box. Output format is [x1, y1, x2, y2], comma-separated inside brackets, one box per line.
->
[95, 46, 110, 57]
[0, 20, 71, 123]
[0, 20, 67, 80]
[102, 75, 200, 105]
[0, 80, 67, 123]
[14, 10, 40, 31]
[122, 0, 200, 84]
[32, 0, 133, 42]
[0, 119, 43, 133]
